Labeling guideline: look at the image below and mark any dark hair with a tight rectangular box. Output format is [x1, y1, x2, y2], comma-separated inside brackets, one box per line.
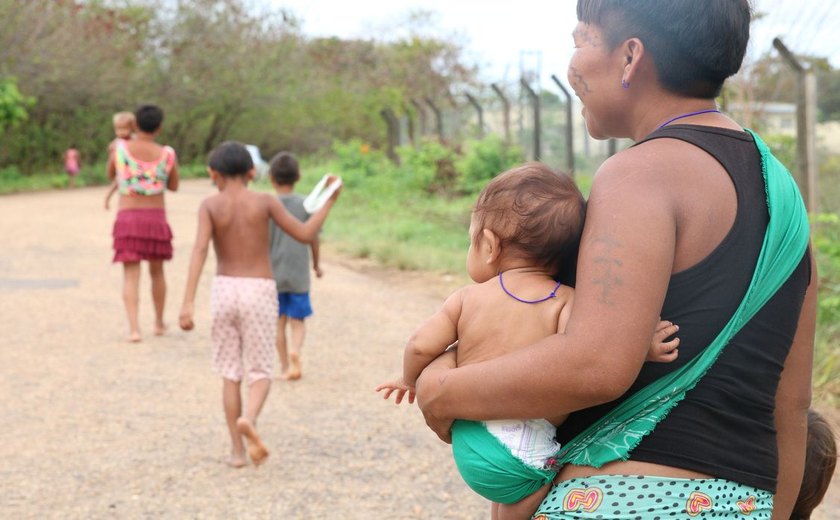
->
[208, 141, 254, 177]
[473, 162, 586, 280]
[269, 152, 300, 185]
[576, 0, 752, 98]
[791, 410, 837, 519]
[134, 104, 164, 133]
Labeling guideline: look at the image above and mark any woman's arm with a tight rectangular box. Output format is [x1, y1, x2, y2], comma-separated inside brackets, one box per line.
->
[771, 249, 817, 519]
[167, 148, 180, 192]
[416, 154, 677, 441]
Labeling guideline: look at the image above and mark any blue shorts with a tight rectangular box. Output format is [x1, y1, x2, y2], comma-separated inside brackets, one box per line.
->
[277, 292, 313, 319]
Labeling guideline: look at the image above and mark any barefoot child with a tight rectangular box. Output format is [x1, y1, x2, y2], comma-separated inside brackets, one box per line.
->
[179, 141, 339, 468]
[268, 152, 323, 380]
[63, 146, 80, 188]
[376, 163, 679, 520]
[104, 111, 137, 210]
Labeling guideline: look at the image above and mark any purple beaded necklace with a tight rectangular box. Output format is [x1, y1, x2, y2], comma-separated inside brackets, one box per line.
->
[498, 272, 563, 304]
[657, 108, 720, 130]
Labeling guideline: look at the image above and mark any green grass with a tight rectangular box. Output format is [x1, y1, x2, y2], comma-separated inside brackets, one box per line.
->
[253, 159, 474, 276]
[0, 161, 221, 195]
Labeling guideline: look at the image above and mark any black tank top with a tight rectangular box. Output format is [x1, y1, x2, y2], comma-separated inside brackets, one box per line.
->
[555, 125, 811, 492]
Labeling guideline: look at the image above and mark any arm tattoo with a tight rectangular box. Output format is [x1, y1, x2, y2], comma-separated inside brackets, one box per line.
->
[591, 236, 623, 305]
[437, 374, 448, 386]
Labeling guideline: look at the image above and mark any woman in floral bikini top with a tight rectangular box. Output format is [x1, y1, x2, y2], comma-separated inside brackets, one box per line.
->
[107, 104, 180, 343]
[114, 138, 176, 196]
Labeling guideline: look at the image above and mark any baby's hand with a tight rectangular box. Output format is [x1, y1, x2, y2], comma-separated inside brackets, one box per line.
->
[375, 377, 415, 405]
[179, 304, 194, 331]
[648, 320, 679, 362]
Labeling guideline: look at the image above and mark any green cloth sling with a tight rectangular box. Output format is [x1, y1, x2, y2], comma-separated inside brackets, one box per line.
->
[554, 129, 810, 468]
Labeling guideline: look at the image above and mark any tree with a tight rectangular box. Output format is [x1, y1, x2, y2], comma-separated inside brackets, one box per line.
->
[0, 78, 33, 132]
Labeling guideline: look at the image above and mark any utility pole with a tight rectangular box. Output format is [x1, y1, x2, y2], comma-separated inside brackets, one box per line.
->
[773, 37, 818, 213]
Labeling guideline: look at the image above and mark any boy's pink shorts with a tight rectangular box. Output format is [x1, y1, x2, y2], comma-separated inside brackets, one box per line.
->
[210, 276, 278, 384]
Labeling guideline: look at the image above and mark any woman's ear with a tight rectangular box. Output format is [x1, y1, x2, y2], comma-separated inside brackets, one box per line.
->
[621, 37, 646, 87]
[482, 228, 502, 264]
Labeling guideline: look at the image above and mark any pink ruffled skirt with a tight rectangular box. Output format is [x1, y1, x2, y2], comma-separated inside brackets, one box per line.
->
[112, 208, 173, 262]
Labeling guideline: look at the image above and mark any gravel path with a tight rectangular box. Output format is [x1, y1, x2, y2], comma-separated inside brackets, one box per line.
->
[0, 180, 837, 519]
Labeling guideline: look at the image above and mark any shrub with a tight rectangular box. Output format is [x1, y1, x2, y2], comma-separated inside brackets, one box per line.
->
[331, 138, 393, 189]
[456, 135, 524, 194]
[397, 139, 459, 195]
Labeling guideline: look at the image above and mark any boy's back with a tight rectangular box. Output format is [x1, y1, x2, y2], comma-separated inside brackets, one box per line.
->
[204, 187, 274, 279]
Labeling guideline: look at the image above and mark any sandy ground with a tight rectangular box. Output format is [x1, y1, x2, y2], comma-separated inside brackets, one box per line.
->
[0, 180, 837, 519]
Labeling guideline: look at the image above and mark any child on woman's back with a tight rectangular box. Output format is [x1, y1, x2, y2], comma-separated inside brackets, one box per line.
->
[790, 409, 837, 519]
[376, 163, 679, 520]
[104, 111, 137, 210]
[179, 141, 339, 468]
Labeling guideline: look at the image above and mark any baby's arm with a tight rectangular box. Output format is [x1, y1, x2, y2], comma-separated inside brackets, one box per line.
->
[376, 290, 463, 403]
[403, 291, 462, 386]
[648, 320, 680, 362]
[267, 177, 340, 243]
[179, 201, 213, 331]
[104, 182, 118, 210]
[106, 150, 116, 182]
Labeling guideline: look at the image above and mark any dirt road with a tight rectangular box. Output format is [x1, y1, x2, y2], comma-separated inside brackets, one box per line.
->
[0, 180, 837, 519]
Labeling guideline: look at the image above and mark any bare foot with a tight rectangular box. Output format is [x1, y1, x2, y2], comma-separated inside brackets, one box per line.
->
[226, 453, 247, 468]
[154, 323, 168, 336]
[236, 417, 269, 466]
[128, 331, 141, 343]
[285, 353, 302, 380]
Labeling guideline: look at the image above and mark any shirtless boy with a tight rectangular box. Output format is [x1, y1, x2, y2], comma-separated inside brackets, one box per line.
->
[179, 141, 339, 467]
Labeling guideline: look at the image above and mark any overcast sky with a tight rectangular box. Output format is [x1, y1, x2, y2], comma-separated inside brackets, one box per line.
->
[260, 0, 840, 88]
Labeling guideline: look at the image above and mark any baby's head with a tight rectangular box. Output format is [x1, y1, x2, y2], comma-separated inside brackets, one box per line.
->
[791, 409, 837, 519]
[269, 152, 300, 186]
[208, 141, 254, 178]
[471, 162, 586, 281]
[112, 111, 136, 139]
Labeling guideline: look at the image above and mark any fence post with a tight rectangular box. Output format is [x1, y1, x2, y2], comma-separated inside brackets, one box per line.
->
[425, 97, 444, 143]
[520, 77, 541, 161]
[380, 108, 400, 164]
[773, 37, 818, 213]
[411, 98, 427, 140]
[550, 74, 575, 176]
[491, 83, 511, 145]
[464, 93, 484, 138]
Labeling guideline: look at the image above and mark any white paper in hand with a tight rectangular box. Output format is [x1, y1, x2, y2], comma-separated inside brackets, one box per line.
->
[303, 174, 342, 214]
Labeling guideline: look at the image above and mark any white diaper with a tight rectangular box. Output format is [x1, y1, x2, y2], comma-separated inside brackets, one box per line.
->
[482, 418, 561, 468]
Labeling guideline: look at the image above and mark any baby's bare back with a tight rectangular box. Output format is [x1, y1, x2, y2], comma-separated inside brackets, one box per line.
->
[206, 189, 274, 279]
[455, 277, 573, 367]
